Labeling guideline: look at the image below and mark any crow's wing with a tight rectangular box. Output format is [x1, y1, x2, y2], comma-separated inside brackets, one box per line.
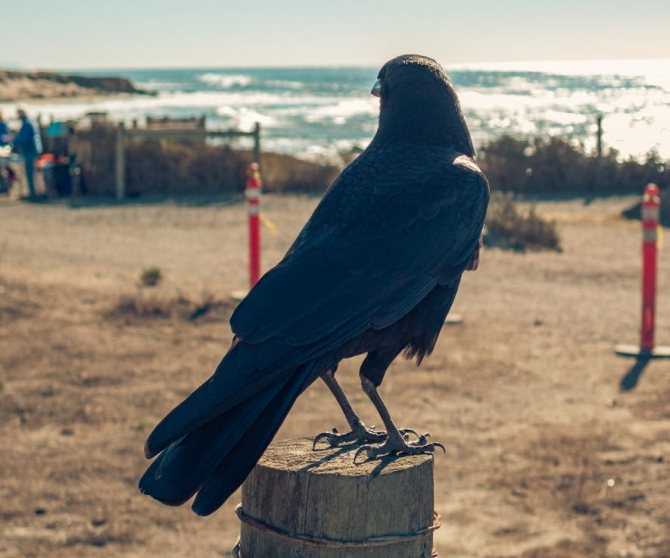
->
[142, 147, 488, 459]
[231, 146, 489, 348]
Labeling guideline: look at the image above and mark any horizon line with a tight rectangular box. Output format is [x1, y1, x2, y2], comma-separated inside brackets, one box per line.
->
[8, 55, 670, 74]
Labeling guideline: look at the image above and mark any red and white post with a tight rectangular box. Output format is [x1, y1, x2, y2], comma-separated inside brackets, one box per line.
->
[616, 183, 670, 358]
[246, 162, 262, 288]
[641, 184, 660, 351]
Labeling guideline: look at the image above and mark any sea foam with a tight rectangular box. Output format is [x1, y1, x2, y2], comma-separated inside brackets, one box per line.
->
[3, 60, 669, 160]
[198, 73, 253, 88]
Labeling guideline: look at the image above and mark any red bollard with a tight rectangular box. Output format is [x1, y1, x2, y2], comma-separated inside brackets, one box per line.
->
[641, 184, 660, 351]
[246, 163, 262, 288]
[616, 183, 670, 358]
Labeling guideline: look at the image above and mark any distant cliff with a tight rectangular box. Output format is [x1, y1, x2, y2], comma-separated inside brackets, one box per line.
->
[0, 69, 151, 101]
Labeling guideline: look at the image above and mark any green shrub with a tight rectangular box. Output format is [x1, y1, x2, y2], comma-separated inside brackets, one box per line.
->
[71, 124, 339, 197]
[71, 124, 669, 198]
[138, 267, 162, 288]
[479, 135, 669, 195]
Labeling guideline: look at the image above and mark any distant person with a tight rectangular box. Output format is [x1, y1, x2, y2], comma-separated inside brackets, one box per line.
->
[0, 112, 10, 193]
[13, 109, 42, 198]
[0, 112, 9, 146]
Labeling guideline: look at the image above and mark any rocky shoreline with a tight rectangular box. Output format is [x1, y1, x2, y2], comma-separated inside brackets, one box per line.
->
[0, 69, 150, 102]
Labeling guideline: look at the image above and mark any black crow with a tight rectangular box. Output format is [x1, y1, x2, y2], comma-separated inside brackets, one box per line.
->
[140, 54, 489, 516]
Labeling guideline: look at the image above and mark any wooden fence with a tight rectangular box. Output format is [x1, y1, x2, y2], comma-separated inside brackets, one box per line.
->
[113, 121, 261, 199]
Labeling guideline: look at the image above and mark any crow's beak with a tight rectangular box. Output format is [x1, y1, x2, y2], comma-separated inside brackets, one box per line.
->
[371, 79, 382, 98]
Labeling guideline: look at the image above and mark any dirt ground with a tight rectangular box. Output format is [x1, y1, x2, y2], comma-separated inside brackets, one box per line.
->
[1, 194, 669, 558]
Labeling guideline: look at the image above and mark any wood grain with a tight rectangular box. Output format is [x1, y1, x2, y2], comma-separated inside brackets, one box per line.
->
[238, 438, 436, 558]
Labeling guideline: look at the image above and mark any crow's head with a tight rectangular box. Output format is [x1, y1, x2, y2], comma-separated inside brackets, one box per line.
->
[372, 54, 475, 157]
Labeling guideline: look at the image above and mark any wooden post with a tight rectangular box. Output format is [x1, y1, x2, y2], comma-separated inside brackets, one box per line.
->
[115, 122, 126, 200]
[253, 122, 261, 169]
[70, 163, 82, 199]
[236, 438, 438, 558]
[596, 114, 603, 160]
[36, 114, 47, 154]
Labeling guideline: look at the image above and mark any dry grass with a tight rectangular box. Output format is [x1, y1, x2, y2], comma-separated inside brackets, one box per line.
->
[0, 276, 40, 323]
[2, 195, 670, 557]
[107, 289, 235, 322]
[485, 194, 562, 252]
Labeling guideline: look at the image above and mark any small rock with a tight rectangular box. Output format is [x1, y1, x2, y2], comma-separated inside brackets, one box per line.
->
[573, 502, 599, 516]
[38, 386, 55, 398]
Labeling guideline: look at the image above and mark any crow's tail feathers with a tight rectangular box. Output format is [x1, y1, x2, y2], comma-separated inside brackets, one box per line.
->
[139, 361, 312, 515]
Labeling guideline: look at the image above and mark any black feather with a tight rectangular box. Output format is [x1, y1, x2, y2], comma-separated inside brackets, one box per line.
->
[191, 366, 314, 515]
[140, 54, 489, 514]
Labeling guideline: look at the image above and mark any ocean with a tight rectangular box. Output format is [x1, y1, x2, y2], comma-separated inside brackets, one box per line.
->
[3, 59, 669, 161]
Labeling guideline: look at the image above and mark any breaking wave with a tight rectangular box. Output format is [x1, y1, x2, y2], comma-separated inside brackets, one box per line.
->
[4, 59, 668, 160]
[198, 73, 253, 88]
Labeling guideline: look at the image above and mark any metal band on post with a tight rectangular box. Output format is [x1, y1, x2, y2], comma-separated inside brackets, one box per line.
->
[234, 505, 441, 550]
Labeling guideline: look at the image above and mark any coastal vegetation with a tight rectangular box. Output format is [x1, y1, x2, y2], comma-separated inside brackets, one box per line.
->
[73, 125, 668, 198]
[68, 126, 668, 251]
[480, 135, 669, 196]
[71, 124, 340, 197]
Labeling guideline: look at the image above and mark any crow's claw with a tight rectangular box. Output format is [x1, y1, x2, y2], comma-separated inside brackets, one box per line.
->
[312, 428, 342, 450]
[353, 444, 372, 465]
[312, 421, 422, 450]
[432, 442, 447, 454]
[352, 431, 446, 463]
[400, 428, 420, 441]
[312, 423, 386, 450]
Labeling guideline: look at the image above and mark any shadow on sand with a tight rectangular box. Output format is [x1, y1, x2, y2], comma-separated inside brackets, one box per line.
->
[619, 356, 652, 392]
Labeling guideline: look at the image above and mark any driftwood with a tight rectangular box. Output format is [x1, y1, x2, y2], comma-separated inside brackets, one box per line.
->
[236, 438, 437, 558]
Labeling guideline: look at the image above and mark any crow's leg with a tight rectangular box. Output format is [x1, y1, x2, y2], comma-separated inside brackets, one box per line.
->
[313, 368, 386, 449]
[354, 350, 445, 463]
[314, 368, 418, 449]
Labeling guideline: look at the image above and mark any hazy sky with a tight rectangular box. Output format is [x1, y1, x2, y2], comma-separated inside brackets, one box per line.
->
[5, 1, 670, 69]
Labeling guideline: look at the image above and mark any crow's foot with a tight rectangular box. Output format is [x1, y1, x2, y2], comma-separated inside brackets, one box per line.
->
[313, 423, 385, 450]
[353, 432, 445, 464]
[313, 423, 419, 450]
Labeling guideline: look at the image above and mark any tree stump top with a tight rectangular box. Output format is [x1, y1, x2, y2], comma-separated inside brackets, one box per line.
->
[258, 437, 433, 477]
[239, 438, 437, 557]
